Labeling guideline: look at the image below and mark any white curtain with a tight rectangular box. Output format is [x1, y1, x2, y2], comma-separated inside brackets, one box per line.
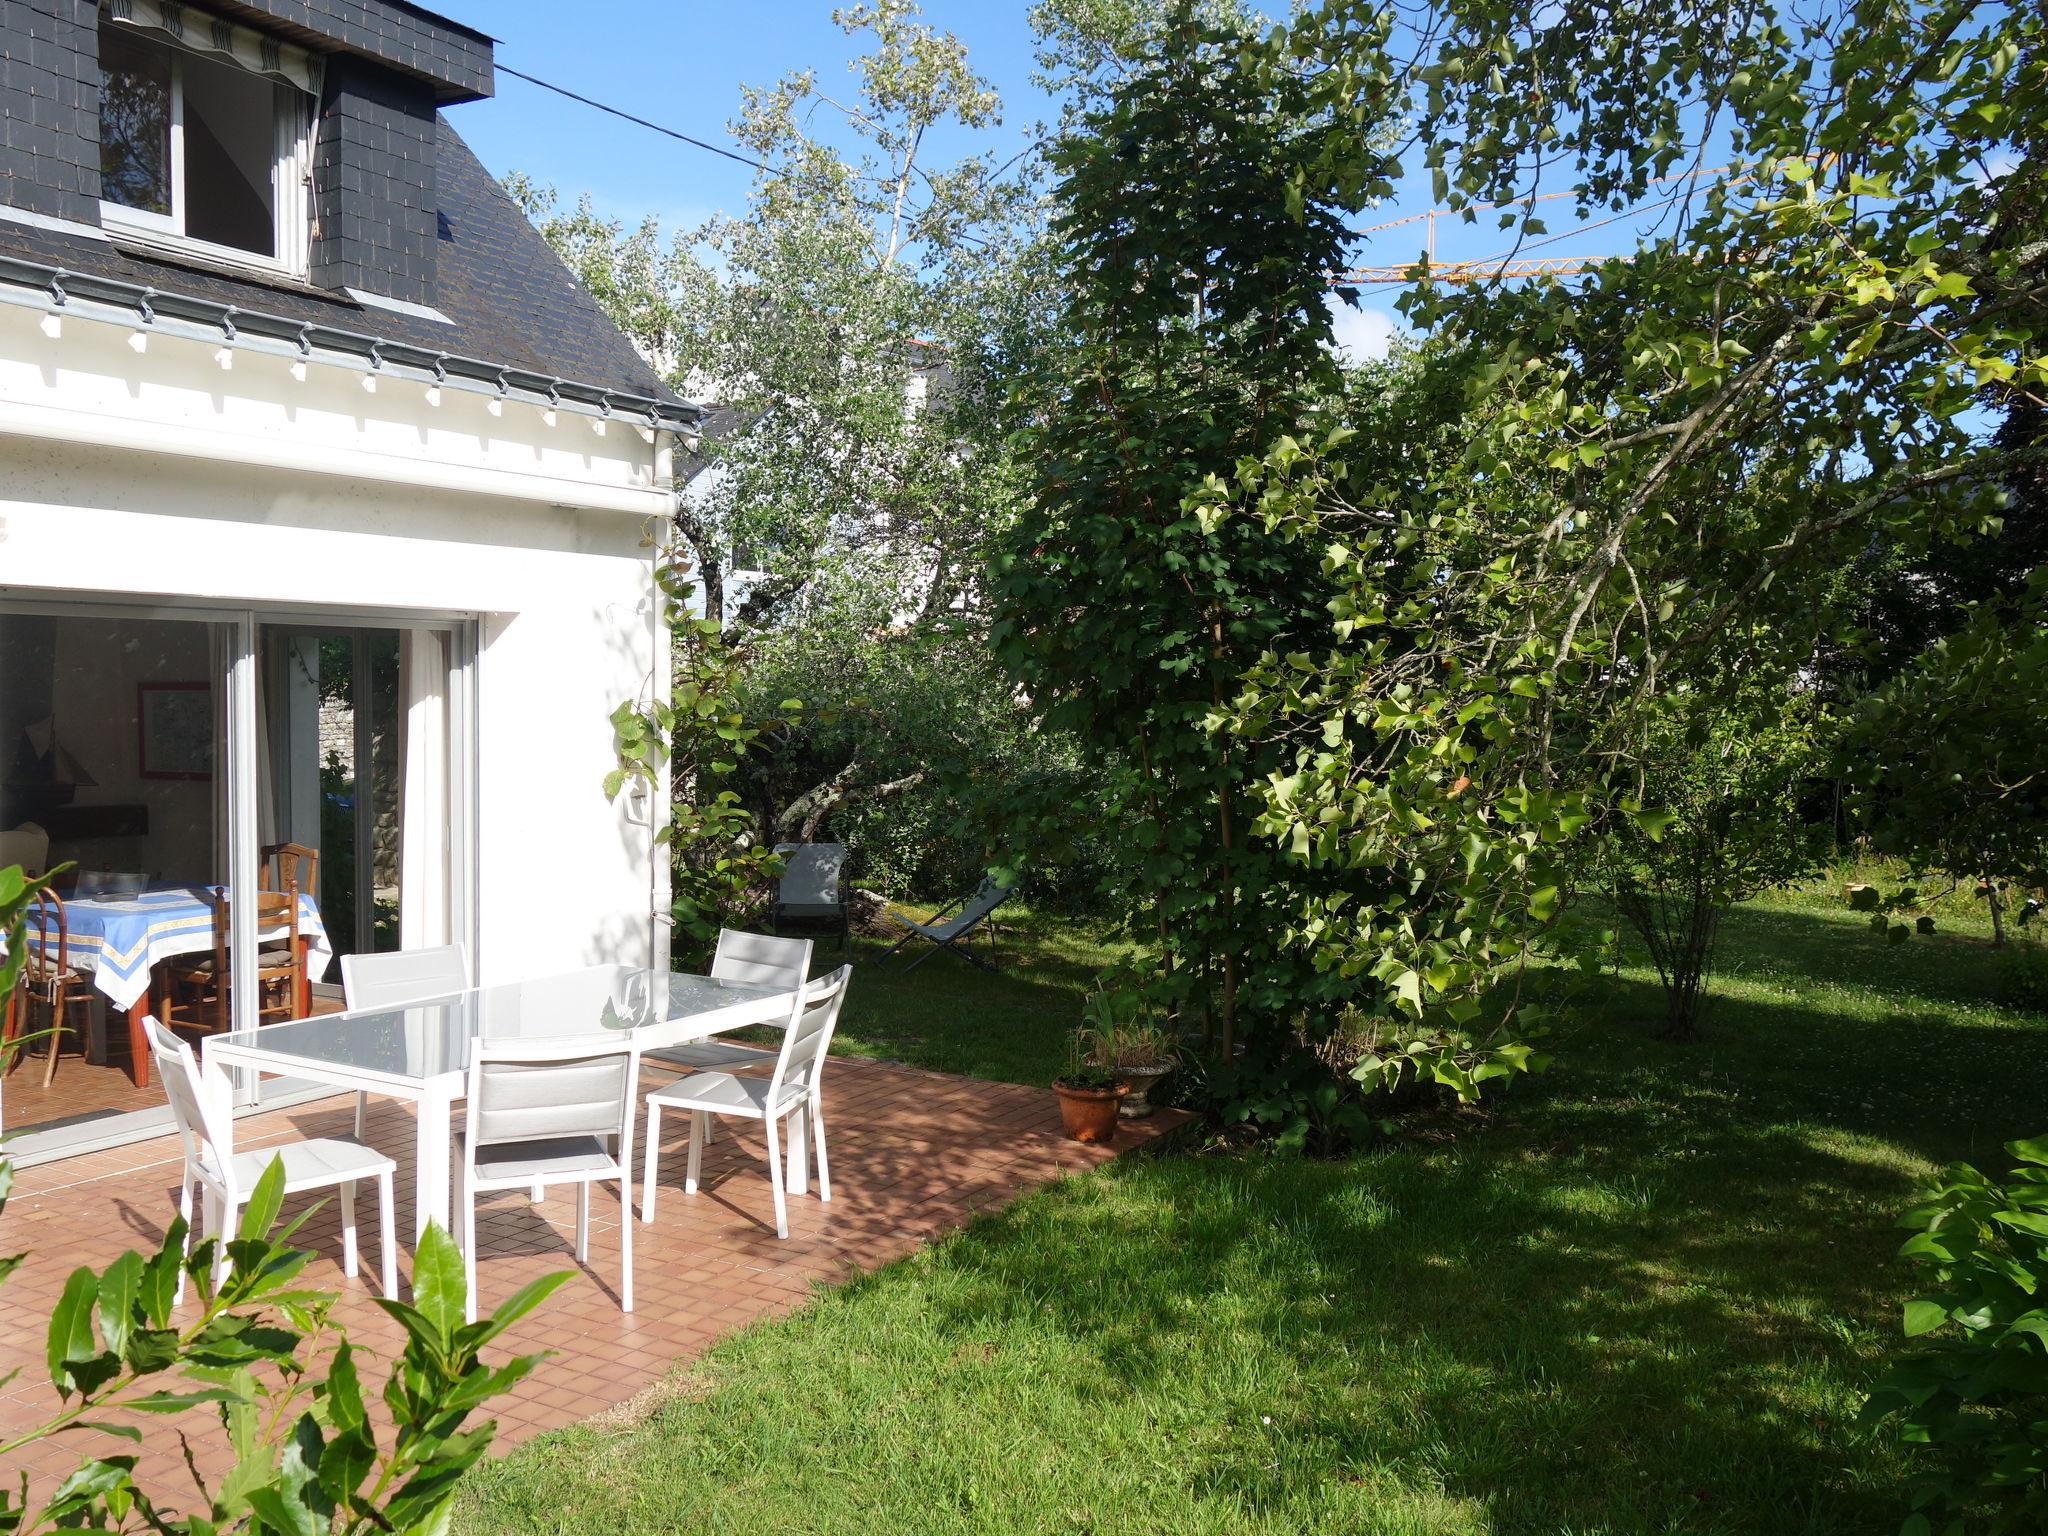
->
[398, 630, 450, 949]
[254, 639, 277, 853]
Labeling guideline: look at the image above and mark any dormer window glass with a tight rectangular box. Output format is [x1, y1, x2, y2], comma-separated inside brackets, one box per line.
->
[96, 1, 321, 278]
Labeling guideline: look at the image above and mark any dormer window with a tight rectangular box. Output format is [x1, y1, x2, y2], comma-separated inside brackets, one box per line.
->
[96, 1, 321, 278]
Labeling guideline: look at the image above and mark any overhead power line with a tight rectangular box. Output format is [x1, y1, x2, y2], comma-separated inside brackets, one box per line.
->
[497, 63, 768, 173]
[495, 61, 992, 250]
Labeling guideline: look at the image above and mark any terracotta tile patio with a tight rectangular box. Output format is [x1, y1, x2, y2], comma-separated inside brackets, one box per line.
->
[0, 1057, 1182, 1501]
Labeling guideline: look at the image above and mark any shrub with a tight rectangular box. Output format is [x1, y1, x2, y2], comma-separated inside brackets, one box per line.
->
[0, 1153, 563, 1533]
[1994, 943, 2048, 1013]
[1864, 1138, 2048, 1534]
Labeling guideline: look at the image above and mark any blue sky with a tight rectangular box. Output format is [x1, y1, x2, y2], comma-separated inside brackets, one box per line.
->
[454, 2, 1058, 235]
[449, 1, 1678, 363]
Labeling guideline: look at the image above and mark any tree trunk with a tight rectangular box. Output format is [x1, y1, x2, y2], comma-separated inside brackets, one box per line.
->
[1989, 876, 2008, 948]
[772, 764, 928, 843]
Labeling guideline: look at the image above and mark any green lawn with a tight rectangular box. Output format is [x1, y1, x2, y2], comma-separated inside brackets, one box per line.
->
[457, 883, 2048, 1535]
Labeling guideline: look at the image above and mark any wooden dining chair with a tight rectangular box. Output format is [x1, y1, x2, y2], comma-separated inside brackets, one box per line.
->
[159, 887, 305, 1036]
[5, 889, 94, 1086]
[262, 842, 320, 904]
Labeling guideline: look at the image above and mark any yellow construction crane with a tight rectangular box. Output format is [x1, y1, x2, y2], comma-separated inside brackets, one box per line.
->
[1331, 162, 1758, 288]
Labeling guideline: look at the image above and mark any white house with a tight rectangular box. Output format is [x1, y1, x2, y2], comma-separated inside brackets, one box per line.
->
[0, 0, 695, 1164]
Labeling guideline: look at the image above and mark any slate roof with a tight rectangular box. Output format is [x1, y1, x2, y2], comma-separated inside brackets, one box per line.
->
[0, 121, 683, 414]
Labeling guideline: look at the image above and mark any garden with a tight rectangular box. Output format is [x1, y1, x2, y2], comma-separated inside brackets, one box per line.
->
[454, 881, 2048, 1534]
[2, 0, 2044, 1531]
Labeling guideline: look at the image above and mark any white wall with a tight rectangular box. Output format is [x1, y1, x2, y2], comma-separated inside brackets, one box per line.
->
[0, 303, 671, 984]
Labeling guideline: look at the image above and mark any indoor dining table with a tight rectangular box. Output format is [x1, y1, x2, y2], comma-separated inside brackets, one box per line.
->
[23, 884, 329, 1088]
[202, 964, 798, 1241]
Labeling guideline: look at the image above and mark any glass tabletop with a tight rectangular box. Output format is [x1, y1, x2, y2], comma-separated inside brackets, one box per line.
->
[208, 965, 790, 1083]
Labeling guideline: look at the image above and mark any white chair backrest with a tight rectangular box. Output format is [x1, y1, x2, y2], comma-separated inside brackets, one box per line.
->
[342, 944, 471, 1011]
[768, 965, 852, 1100]
[773, 843, 847, 905]
[0, 823, 49, 879]
[466, 1035, 640, 1151]
[144, 1017, 233, 1180]
[711, 929, 811, 991]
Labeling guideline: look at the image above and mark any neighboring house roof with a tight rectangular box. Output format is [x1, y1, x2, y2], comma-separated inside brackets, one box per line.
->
[675, 405, 760, 484]
[0, 123, 693, 427]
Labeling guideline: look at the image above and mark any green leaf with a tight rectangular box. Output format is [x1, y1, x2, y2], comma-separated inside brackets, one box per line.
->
[96, 1251, 141, 1360]
[238, 1156, 288, 1246]
[1903, 1298, 1949, 1337]
[47, 1267, 99, 1397]
[410, 1220, 467, 1343]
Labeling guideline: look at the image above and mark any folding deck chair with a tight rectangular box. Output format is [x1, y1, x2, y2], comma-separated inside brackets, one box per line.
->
[879, 873, 1018, 972]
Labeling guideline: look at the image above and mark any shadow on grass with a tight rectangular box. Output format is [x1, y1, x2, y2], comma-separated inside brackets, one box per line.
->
[895, 1110, 1917, 1533]
[458, 892, 2048, 1536]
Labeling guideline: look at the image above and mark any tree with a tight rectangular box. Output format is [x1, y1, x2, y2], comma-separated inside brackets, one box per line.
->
[1211, 0, 2045, 1052]
[992, 1, 1405, 1063]
[1602, 688, 1828, 1039]
[531, 4, 1066, 903]
[517, 2, 1033, 644]
[1847, 572, 2048, 946]
[992, 0, 2042, 1130]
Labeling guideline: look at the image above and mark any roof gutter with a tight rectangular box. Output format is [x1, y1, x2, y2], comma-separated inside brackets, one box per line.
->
[0, 254, 705, 441]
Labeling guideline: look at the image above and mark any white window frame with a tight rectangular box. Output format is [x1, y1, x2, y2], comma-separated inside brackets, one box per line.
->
[98, 35, 314, 281]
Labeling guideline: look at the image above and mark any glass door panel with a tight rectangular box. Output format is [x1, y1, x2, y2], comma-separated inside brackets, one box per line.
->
[251, 622, 452, 1102]
[0, 608, 237, 1138]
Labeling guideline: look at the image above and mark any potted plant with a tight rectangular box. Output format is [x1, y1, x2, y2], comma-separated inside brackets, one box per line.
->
[1052, 1030, 1126, 1142]
[1078, 989, 1180, 1118]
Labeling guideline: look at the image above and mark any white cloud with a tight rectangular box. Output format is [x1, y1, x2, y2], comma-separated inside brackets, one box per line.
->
[1326, 298, 1399, 365]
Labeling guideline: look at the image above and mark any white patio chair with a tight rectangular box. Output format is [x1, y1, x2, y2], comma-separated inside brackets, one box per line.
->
[455, 1033, 641, 1321]
[144, 1017, 397, 1303]
[644, 932, 811, 1147]
[340, 943, 470, 1138]
[641, 964, 852, 1240]
[771, 842, 852, 957]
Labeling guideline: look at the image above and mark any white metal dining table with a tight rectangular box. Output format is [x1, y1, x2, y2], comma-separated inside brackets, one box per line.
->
[203, 964, 798, 1241]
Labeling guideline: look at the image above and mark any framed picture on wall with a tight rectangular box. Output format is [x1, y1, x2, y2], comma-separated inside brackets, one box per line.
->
[137, 682, 214, 781]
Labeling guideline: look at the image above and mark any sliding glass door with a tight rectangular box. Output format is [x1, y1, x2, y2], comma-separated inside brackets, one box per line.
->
[0, 593, 472, 1160]
[0, 607, 239, 1138]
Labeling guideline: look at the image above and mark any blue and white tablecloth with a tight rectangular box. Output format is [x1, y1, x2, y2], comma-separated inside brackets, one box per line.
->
[24, 886, 332, 1012]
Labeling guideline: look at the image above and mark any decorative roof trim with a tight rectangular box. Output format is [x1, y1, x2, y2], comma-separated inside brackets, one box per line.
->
[0, 253, 704, 433]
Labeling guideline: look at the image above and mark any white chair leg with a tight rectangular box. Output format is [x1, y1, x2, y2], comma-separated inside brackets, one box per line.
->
[354, 1090, 369, 1140]
[575, 1182, 590, 1262]
[619, 1175, 634, 1314]
[811, 1097, 831, 1204]
[685, 1111, 705, 1194]
[704, 1117, 716, 1146]
[641, 1100, 662, 1224]
[339, 1178, 360, 1279]
[787, 1104, 808, 1197]
[377, 1170, 397, 1299]
[764, 1114, 789, 1240]
[174, 1174, 195, 1307]
[205, 1189, 230, 1294]
[458, 1163, 478, 1325]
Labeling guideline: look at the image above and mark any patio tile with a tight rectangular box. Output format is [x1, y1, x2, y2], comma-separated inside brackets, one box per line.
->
[0, 1055, 1183, 1504]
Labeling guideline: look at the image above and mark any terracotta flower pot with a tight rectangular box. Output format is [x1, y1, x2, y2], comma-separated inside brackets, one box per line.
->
[1053, 1080, 1127, 1142]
